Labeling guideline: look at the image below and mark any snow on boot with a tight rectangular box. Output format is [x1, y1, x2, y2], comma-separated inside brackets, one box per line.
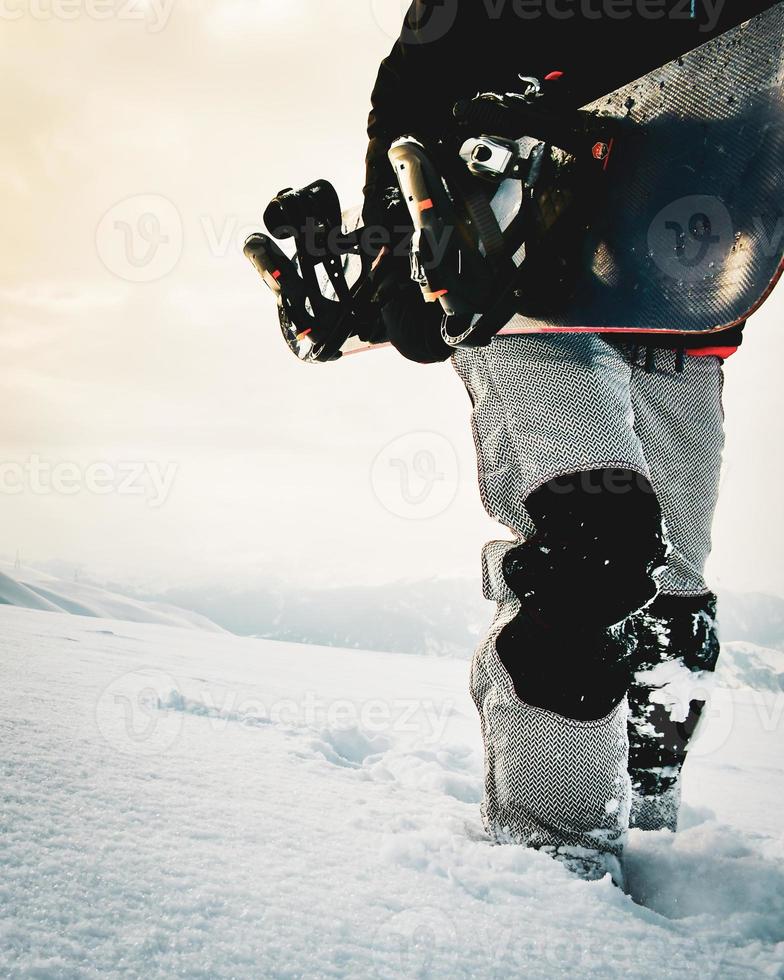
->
[542, 845, 626, 888]
[472, 541, 632, 883]
[626, 593, 720, 832]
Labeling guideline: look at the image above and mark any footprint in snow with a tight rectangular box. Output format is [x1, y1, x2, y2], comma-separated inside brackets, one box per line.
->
[308, 726, 393, 769]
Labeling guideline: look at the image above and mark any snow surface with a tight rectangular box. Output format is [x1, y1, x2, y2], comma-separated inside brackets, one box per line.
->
[2, 605, 783, 979]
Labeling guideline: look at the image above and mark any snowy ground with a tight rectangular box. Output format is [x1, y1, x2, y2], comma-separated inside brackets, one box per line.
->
[2, 605, 783, 979]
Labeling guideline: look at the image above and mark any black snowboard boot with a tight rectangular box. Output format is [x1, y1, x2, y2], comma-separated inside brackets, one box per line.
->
[626, 593, 720, 832]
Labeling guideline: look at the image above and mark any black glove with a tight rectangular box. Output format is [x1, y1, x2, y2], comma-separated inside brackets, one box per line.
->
[368, 250, 452, 364]
[361, 184, 411, 242]
[381, 279, 453, 364]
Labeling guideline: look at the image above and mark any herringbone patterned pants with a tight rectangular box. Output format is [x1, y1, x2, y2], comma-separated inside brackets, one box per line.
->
[453, 334, 726, 851]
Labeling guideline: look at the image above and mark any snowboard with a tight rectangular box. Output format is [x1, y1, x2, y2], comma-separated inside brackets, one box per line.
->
[497, 1, 784, 338]
[245, 4, 784, 361]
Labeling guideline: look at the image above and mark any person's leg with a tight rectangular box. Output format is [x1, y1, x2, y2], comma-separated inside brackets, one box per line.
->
[627, 349, 726, 832]
[453, 334, 666, 879]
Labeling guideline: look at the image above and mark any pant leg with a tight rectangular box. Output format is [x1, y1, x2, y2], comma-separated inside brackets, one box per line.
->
[630, 349, 725, 599]
[453, 333, 651, 540]
[453, 334, 657, 871]
[627, 350, 726, 831]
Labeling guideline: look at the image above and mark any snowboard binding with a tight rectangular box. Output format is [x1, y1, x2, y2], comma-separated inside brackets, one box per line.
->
[243, 71, 617, 361]
[243, 180, 388, 363]
[392, 85, 617, 348]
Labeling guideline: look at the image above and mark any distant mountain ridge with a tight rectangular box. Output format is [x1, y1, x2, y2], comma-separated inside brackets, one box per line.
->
[4, 564, 781, 689]
[155, 578, 784, 660]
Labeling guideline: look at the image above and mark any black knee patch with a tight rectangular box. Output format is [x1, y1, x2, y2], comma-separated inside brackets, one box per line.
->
[503, 469, 668, 630]
[496, 469, 669, 720]
[496, 613, 637, 720]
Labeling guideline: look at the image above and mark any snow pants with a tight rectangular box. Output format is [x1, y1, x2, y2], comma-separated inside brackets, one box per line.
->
[453, 335, 726, 857]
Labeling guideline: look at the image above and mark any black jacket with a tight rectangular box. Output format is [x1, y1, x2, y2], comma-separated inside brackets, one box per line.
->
[365, 0, 778, 218]
[363, 0, 779, 348]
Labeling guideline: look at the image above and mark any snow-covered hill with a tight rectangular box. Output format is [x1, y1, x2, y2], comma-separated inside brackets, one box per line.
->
[0, 562, 223, 633]
[2, 605, 782, 978]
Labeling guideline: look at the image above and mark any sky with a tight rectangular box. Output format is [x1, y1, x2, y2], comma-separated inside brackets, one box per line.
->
[0, 0, 782, 597]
